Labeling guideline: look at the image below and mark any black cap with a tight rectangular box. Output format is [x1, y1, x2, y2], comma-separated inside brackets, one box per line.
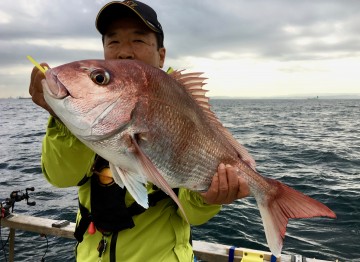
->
[96, 0, 164, 40]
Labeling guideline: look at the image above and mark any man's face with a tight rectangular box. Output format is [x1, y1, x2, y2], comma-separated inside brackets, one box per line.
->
[103, 16, 166, 68]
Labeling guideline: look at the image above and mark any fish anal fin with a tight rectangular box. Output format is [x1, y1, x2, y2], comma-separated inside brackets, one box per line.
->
[258, 178, 336, 257]
[130, 136, 189, 223]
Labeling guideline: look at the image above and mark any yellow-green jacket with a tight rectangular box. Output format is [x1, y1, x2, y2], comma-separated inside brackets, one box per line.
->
[41, 116, 221, 261]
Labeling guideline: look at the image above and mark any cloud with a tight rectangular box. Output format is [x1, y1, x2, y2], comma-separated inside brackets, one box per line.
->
[160, 0, 360, 61]
[1, 0, 360, 98]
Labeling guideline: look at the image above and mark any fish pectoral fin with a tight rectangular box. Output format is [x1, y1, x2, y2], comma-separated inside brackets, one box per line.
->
[109, 164, 125, 188]
[110, 163, 149, 209]
[130, 136, 189, 223]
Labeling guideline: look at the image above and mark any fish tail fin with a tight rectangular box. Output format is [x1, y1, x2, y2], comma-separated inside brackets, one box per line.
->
[257, 178, 336, 257]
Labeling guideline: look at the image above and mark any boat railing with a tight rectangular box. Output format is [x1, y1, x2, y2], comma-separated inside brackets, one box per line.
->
[1, 213, 338, 262]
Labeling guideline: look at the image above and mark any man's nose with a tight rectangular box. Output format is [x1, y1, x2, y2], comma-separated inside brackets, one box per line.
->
[117, 43, 134, 59]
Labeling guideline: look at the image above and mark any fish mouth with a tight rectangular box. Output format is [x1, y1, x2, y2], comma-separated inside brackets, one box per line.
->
[42, 69, 69, 99]
[42, 69, 91, 137]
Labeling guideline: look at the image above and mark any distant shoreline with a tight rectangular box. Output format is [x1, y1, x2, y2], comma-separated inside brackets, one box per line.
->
[211, 95, 360, 100]
[0, 95, 359, 100]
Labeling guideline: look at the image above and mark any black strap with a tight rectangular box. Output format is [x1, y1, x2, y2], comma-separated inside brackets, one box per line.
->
[150, 188, 179, 206]
[126, 188, 179, 216]
[74, 201, 92, 242]
[77, 174, 90, 186]
[91, 155, 110, 175]
[110, 231, 118, 262]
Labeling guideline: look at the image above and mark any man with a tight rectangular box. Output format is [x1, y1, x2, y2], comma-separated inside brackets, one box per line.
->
[29, 1, 249, 261]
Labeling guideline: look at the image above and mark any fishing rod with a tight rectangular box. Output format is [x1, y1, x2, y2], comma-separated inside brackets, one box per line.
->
[1, 187, 36, 218]
[0, 187, 47, 262]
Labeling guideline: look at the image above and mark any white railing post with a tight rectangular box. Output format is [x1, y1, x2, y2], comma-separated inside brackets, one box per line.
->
[9, 228, 15, 262]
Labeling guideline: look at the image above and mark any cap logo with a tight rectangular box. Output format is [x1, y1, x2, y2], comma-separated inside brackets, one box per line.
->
[122, 0, 137, 8]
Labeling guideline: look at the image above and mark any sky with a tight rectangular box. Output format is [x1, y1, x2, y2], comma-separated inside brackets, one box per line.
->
[1, 0, 360, 98]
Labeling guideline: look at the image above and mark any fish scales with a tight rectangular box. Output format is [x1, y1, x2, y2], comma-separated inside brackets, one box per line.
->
[139, 83, 240, 190]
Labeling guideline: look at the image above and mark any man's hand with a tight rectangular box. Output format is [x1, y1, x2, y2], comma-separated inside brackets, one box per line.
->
[201, 163, 250, 205]
[29, 63, 56, 116]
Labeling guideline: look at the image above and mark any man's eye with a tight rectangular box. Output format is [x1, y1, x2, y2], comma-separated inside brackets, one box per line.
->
[108, 41, 119, 45]
[134, 39, 145, 43]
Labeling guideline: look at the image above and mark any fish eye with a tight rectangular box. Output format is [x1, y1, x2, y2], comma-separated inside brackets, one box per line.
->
[90, 69, 110, 85]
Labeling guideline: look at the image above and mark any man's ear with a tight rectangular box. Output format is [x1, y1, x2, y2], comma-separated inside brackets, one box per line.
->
[159, 47, 166, 68]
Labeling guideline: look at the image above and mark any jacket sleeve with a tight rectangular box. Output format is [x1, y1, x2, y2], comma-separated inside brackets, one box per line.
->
[177, 188, 221, 225]
[41, 116, 96, 187]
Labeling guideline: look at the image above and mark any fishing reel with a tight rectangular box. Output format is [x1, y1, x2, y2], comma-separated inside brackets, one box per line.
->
[1, 187, 36, 218]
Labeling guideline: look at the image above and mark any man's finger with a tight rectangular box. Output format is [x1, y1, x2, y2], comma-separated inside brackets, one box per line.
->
[217, 163, 228, 200]
[237, 175, 250, 199]
[200, 172, 219, 204]
[224, 164, 239, 203]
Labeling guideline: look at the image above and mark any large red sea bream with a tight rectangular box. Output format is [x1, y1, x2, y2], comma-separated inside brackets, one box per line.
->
[42, 59, 336, 257]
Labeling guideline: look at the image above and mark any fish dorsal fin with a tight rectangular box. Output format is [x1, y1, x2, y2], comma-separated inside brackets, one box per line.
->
[170, 70, 256, 170]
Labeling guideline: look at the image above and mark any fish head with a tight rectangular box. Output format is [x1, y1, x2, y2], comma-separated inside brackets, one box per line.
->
[42, 59, 148, 140]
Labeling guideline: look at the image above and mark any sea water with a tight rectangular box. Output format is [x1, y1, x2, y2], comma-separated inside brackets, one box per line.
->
[0, 98, 359, 261]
